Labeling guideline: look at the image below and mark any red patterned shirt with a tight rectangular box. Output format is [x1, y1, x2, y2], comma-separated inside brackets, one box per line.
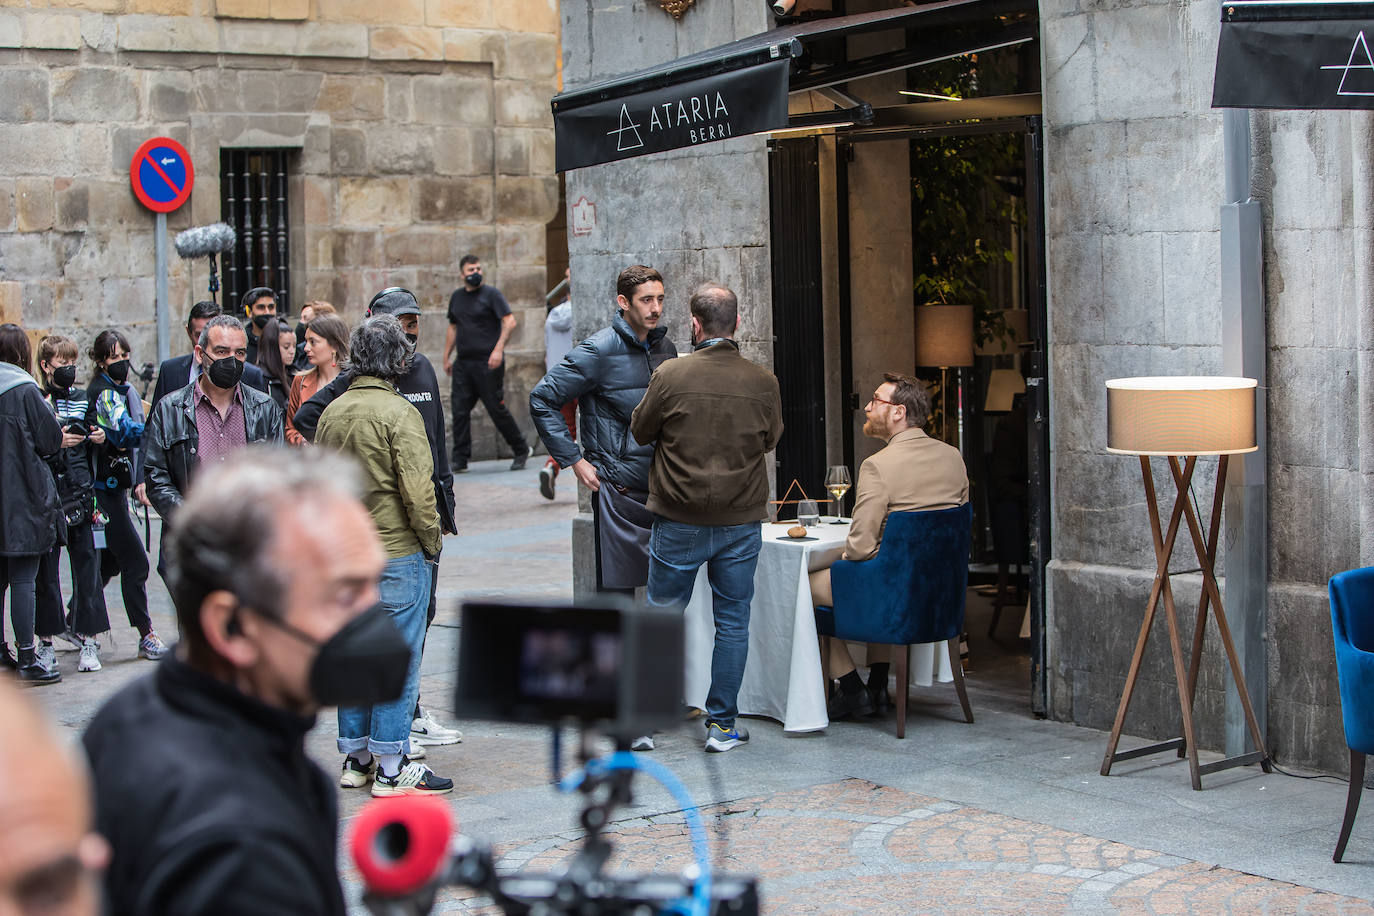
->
[194, 380, 247, 466]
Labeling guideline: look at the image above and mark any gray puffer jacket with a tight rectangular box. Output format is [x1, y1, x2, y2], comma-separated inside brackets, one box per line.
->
[529, 312, 676, 493]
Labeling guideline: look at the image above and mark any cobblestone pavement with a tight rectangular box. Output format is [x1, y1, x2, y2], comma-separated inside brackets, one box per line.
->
[19, 458, 1374, 913]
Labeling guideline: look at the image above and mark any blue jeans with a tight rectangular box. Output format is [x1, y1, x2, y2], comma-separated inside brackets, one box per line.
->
[338, 551, 430, 756]
[646, 518, 761, 729]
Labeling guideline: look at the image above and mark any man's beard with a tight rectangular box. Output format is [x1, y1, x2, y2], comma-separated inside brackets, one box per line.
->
[862, 418, 881, 439]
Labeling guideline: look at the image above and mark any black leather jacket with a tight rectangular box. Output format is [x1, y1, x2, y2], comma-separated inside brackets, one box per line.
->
[529, 312, 676, 493]
[143, 381, 284, 522]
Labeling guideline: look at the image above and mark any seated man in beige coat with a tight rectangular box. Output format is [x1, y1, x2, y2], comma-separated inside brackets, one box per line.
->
[810, 372, 969, 720]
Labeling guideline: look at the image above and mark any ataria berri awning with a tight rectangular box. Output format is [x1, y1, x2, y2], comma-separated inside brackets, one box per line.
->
[551, 0, 1038, 172]
[1214, 0, 1374, 108]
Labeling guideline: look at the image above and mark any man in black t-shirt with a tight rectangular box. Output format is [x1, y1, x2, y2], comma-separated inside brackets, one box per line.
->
[442, 253, 531, 471]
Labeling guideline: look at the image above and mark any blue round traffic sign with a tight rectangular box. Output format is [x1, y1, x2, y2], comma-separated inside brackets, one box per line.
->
[130, 137, 194, 213]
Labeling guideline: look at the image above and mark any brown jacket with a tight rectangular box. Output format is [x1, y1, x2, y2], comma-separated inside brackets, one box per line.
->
[630, 339, 783, 527]
[845, 425, 969, 561]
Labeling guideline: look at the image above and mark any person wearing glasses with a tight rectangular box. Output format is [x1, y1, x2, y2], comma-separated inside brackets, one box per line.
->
[808, 373, 969, 720]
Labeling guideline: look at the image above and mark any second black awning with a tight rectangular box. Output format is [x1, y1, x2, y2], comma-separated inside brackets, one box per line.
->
[552, 0, 1037, 172]
[1214, 1, 1374, 109]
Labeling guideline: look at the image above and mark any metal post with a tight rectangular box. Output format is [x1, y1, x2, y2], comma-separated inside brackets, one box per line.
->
[1219, 106, 1267, 756]
[155, 211, 169, 365]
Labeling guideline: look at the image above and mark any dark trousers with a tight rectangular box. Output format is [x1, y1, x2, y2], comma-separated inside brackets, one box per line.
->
[1, 554, 41, 648]
[451, 358, 527, 463]
[37, 522, 109, 638]
[96, 489, 152, 634]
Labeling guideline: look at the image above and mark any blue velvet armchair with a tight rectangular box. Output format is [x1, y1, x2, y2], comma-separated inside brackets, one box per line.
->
[1329, 567, 1374, 862]
[815, 503, 973, 738]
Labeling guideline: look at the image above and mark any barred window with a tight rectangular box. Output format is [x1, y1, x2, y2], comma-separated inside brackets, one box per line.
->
[220, 149, 292, 315]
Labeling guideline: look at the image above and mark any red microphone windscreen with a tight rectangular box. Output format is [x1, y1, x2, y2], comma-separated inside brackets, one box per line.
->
[350, 796, 455, 897]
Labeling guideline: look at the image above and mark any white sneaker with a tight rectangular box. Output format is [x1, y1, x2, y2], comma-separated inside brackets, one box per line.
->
[77, 641, 101, 672]
[412, 706, 462, 745]
[34, 644, 56, 673]
[631, 735, 655, 752]
[408, 742, 426, 760]
[371, 759, 454, 797]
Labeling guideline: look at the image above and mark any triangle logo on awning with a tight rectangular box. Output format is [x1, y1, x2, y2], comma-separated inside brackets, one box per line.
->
[1324, 30, 1374, 96]
[607, 104, 645, 152]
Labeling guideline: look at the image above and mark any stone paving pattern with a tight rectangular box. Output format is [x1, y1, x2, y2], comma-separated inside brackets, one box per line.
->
[22, 459, 1374, 913]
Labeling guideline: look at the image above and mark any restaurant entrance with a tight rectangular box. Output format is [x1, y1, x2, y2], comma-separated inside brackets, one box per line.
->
[767, 105, 1050, 717]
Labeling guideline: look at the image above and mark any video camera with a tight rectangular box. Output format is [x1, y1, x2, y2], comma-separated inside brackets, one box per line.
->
[351, 600, 759, 916]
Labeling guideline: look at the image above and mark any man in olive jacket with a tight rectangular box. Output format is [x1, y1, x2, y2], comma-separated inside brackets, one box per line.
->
[629, 282, 783, 754]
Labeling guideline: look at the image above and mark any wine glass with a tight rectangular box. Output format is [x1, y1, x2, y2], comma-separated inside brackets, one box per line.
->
[825, 465, 852, 523]
[797, 499, 820, 528]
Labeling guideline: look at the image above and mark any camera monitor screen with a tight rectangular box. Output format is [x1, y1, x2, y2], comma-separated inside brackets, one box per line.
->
[456, 601, 682, 729]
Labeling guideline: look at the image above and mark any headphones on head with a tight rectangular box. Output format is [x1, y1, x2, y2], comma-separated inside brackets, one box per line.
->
[366, 287, 419, 317]
[241, 287, 276, 318]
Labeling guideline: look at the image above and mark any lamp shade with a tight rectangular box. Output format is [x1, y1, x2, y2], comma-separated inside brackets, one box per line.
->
[1106, 376, 1258, 456]
[915, 305, 974, 368]
[985, 368, 1026, 413]
[976, 309, 1029, 356]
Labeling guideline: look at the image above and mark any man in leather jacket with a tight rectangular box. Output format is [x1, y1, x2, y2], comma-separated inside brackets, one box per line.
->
[529, 265, 677, 595]
[144, 315, 283, 579]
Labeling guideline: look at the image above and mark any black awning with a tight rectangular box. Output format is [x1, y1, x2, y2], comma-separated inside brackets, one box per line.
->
[552, 0, 1037, 172]
[1214, 1, 1374, 109]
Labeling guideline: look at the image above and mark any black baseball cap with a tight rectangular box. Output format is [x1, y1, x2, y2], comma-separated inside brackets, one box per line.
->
[366, 287, 422, 318]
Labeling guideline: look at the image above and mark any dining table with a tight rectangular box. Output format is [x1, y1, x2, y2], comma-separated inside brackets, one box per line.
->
[682, 519, 954, 732]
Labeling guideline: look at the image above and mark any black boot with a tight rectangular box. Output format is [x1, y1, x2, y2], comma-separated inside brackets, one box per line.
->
[867, 662, 893, 716]
[0, 642, 16, 671]
[827, 671, 873, 720]
[16, 646, 60, 685]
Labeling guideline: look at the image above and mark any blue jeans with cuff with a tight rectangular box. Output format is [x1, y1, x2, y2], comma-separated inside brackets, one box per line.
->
[646, 518, 761, 730]
[338, 550, 430, 757]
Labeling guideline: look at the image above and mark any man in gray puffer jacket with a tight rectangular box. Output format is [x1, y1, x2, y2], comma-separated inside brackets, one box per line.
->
[530, 265, 677, 594]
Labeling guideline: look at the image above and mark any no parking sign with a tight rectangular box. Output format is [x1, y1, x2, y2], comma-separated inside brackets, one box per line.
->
[129, 137, 193, 213]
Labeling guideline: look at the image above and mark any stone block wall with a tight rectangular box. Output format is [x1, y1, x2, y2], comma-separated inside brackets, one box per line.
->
[0, 0, 560, 459]
[1042, 0, 1367, 772]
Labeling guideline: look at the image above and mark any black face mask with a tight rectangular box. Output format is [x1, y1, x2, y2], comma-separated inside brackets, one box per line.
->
[106, 359, 131, 383]
[295, 322, 307, 345]
[464, 272, 482, 287]
[405, 333, 419, 348]
[51, 365, 77, 390]
[257, 602, 411, 707]
[205, 355, 244, 389]
[252, 313, 273, 331]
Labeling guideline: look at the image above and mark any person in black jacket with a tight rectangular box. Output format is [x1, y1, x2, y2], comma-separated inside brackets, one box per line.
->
[151, 300, 267, 411]
[0, 324, 64, 683]
[84, 448, 400, 916]
[293, 287, 462, 750]
[529, 265, 678, 597]
[34, 334, 110, 675]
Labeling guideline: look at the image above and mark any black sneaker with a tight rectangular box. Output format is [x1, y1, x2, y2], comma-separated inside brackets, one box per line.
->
[539, 465, 557, 500]
[510, 445, 533, 471]
[371, 758, 454, 797]
[453, 456, 468, 473]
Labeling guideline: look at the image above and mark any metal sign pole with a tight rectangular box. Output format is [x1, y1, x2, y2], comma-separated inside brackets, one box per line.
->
[155, 211, 169, 365]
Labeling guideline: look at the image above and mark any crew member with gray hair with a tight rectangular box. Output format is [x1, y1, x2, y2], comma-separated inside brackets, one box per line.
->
[316, 314, 453, 797]
[143, 314, 284, 582]
[86, 448, 400, 914]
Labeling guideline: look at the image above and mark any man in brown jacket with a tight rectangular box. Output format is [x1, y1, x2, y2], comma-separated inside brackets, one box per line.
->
[810, 372, 969, 719]
[630, 282, 783, 753]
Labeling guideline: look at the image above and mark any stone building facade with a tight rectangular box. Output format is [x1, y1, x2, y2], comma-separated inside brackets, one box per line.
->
[559, 0, 1360, 772]
[0, 0, 560, 458]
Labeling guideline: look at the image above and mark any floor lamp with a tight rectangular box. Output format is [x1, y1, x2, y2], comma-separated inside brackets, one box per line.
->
[914, 305, 974, 443]
[1100, 376, 1272, 790]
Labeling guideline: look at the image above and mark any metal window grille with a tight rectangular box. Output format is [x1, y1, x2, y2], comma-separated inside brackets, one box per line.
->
[220, 149, 291, 315]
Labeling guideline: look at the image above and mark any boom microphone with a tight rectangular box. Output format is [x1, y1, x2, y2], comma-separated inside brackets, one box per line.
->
[174, 222, 236, 259]
[351, 796, 455, 899]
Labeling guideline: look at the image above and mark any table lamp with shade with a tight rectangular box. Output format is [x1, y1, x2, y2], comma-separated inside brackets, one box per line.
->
[914, 305, 974, 442]
[1100, 376, 1272, 790]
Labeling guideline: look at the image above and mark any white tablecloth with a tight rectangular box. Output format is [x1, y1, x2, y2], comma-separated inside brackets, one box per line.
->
[683, 521, 953, 732]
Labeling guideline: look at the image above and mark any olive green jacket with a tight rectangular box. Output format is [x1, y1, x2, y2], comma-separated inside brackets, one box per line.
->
[316, 375, 441, 559]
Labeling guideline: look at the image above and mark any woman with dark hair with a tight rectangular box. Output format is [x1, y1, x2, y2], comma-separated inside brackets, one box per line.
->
[285, 314, 348, 446]
[0, 323, 64, 683]
[87, 328, 168, 661]
[256, 317, 296, 414]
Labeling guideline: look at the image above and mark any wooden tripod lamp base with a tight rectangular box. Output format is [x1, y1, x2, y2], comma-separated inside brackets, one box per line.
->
[1100, 377, 1272, 791]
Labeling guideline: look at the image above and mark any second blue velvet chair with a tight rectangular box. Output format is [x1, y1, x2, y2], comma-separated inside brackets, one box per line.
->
[815, 503, 973, 738]
[1329, 567, 1374, 862]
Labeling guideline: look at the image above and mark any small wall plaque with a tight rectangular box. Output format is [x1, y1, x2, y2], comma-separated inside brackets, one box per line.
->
[656, 0, 697, 19]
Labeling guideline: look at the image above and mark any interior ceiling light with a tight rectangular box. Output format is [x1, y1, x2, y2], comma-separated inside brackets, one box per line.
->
[899, 90, 963, 101]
